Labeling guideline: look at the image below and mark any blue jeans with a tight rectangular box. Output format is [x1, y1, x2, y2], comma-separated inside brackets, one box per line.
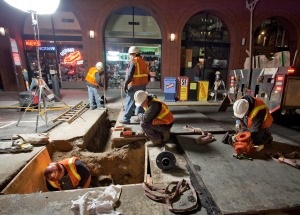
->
[87, 85, 101, 108]
[123, 85, 146, 122]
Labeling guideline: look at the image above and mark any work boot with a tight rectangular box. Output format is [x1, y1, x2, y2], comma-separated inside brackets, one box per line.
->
[146, 139, 162, 147]
[119, 120, 130, 124]
[162, 131, 170, 142]
[222, 132, 230, 144]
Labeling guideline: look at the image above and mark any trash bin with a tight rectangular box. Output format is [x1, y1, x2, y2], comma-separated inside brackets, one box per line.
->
[51, 74, 61, 102]
[188, 81, 198, 101]
[164, 77, 177, 102]
[177, 76, 189, 101]
[197, 81, 209, 101]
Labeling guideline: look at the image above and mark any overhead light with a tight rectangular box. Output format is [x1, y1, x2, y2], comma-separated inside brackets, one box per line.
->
[4, 0, 60, 14]
[0, 27, 5, 36]
[89, 30, 95, 39]
[170, 33, 175, 42]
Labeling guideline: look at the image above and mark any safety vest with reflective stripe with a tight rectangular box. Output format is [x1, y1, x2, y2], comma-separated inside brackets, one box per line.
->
[47, 157, 82, 190]
[145, 98, 174, 125]
[85, 67, 98, 86]
[247, 97, 273, 129]
[128, 56, 149, 86]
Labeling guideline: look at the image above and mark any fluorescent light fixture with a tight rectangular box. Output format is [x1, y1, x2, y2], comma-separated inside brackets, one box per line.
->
[170, 33, 175, 41]
[89, 30, 95, 39]
[4, 0, 60, 14]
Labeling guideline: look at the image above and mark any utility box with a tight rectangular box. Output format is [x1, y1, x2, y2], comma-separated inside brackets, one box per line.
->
[197, 81, 209, 101]
[188, 81, 198, 101]
[164, 77, 177, 102]
[177, 76, 189, 101]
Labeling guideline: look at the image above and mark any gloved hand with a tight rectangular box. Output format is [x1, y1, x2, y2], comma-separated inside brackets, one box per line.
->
[124, 84, 128, 93]
[235, 123, 241, 131]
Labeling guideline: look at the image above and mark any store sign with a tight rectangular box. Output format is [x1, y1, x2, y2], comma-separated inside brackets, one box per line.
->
[60, 48, 75, 56]
[63, 50, 82, 64]
[187, 26, 223, 40]
[39, 46, 56, 51]
[25, 40, 41, 47]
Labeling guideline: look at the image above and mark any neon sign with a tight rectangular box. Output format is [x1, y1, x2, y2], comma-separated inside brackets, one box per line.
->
[25, 40, 41, 46]
[60, 48, 75, 56]
[63, 50, 82, 64]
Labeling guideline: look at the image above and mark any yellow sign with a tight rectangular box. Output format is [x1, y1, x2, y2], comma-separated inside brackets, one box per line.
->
[198, 81, 209, 101]
[190, 82, 197, 90]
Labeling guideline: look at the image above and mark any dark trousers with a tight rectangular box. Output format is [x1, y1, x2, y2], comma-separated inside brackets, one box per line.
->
[140, 121, 172, 141]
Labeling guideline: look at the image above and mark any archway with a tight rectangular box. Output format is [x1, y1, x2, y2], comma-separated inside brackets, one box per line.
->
[104, 6, 162, 89]
[181, 12, 230, 90]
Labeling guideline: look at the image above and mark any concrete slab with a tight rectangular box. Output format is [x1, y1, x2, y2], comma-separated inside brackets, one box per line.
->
[176, 133, 300, 214]
[0, 146, 44, 191]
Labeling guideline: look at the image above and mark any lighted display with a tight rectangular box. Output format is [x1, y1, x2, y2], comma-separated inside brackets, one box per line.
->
[4, 0, 60, 14]
[63, 50, 82, 64]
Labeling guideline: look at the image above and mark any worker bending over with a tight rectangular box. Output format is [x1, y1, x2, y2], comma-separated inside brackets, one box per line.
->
[44, 157, 91, 191]
[134, 90, 174, 146]
[233, 95, 273, 146]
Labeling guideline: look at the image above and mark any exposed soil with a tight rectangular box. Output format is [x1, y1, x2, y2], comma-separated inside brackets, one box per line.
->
[50, 108, 146, 186]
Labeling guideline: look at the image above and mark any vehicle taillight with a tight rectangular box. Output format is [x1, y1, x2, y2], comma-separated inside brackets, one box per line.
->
[288, 68, 295, 74]
[276, 76, 284, 81]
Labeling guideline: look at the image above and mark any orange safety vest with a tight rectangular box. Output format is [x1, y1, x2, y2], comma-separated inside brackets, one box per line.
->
[145, 98, 174, 125]
[247, 97, 273, 129]
[85, 67, 99, 86]
[128, 56, 149, 86]
[47, 157, 90, 190]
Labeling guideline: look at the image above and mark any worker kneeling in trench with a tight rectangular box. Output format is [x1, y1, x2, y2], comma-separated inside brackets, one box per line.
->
[44, 157, 91, 191]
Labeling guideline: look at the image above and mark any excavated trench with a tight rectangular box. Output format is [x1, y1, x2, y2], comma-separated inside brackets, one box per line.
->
[2, 108, 146, 194]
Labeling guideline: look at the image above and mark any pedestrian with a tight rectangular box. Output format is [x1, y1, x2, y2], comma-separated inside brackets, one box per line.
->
[232, 95, 273, 146]
[134, 90, 174, 146]
[85, 62, 104, 110]
[44, 157, 91, 191]
[193, 57, 204, 81]
[120, 46, 149, 124]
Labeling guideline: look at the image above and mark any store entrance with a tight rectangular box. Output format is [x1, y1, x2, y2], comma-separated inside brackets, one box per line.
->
[104, 6, 162, 89]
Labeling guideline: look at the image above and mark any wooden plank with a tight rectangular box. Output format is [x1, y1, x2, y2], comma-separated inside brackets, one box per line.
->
[2, 147, 51, 194]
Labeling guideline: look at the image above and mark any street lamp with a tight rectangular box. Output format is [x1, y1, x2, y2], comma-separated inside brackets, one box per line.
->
[246, 0, 259, 93]
[4, 0, 61, 132]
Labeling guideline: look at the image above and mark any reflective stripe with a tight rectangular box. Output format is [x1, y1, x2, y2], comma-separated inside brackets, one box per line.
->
[157, 103, 170, 119]
[48, 179, 58, 188]
[249, 105, 267, 121]
[68, 157, 81, 181]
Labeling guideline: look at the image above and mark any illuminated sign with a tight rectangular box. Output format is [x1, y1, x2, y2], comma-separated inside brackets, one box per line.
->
[63, 50, 82, 64]
[25, 40, 41, 46]
[60, 48, 75, 56]
[39, 46, 56, 51]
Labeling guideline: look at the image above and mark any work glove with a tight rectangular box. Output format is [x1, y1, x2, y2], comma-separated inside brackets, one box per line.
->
[235, 123, 241, 131]
[124, 84, 128, 93]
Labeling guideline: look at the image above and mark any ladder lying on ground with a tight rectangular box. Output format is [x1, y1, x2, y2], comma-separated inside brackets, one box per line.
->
[53, 101, 88, 124]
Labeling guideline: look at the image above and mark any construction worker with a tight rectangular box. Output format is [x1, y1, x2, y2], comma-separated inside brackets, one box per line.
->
[85, 62, 104, 110]
[120, 46, 149, 124]
[232, 95, 273, 146]
[134, 90, 174, 146]
[44, 157, 91, 191]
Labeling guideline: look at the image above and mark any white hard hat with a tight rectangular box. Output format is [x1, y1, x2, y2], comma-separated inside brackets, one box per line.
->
[128, 46, 139, 54]
[95, 62, 103, 70]
[134, 90, 148, 106]
[233, 99, 249, 118]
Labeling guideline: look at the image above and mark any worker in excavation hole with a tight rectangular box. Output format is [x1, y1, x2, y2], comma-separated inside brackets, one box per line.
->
[134, 90, 174, 146]
[44, 157, 91, 191]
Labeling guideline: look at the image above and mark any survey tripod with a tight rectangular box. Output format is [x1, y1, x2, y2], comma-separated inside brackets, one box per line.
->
[16, 78, 69, 133]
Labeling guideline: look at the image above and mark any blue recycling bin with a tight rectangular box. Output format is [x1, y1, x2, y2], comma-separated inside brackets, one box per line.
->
[164, 77, 177, 102]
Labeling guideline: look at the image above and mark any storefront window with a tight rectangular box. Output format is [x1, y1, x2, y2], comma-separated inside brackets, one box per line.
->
[253, 18, 290, 57]
[23, 12, 84, 88]
[105, 7, 162, 89]
[181, 13, 230, 89]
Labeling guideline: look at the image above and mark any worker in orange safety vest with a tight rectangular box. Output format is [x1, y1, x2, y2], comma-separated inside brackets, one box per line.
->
[134, 90, 174, 146]
[44, 157, 91, 191]
[120, 46, 149, 124]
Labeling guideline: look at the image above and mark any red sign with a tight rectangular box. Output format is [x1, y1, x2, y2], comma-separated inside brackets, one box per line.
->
[25, 40, 41, 47]
[63, 50, 82, 64]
